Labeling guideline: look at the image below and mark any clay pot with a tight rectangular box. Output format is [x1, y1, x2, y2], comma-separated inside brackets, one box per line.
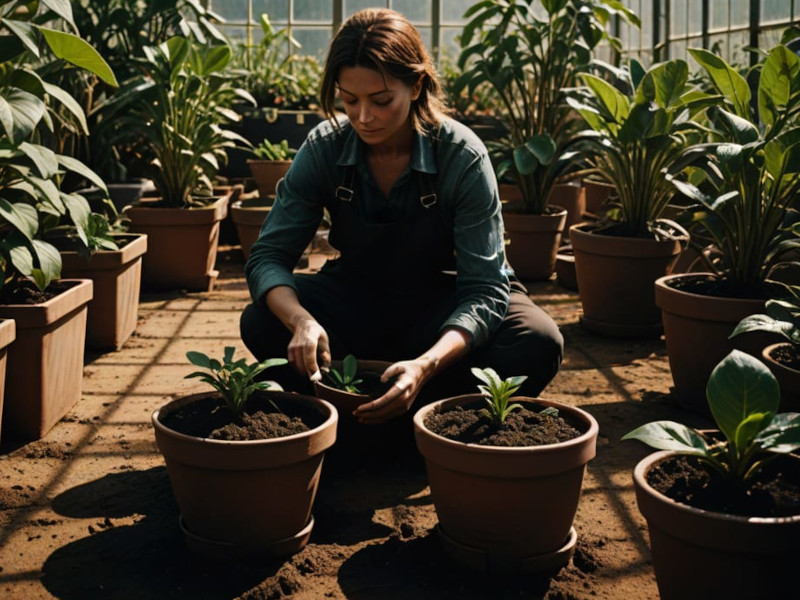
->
[230, 197, 273, 260]
[413, 395, 598, 573]
[152, 391, 337, 559]
[312, 359, 393, 421]
[762, 342, 800, 411]
[503, 208, 567, 282]
[633, 450, 800, 600]
[246, 159, 292, 197]
[548, 183, 586, 239]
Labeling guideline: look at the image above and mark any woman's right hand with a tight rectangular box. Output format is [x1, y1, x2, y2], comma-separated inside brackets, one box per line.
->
[287, 317, 331, 382]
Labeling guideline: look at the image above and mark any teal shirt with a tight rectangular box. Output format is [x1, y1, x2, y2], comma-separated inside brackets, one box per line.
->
[245, 116, 511, 348]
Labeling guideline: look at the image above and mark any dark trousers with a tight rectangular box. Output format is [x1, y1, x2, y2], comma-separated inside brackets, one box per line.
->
[240, 270, 564, 405]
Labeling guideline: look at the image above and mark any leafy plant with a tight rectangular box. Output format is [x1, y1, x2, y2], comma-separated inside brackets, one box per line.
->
[623, 349, 800, 486]
[567, 58, 710, 238]
[471, 367, 528, 425]
[253, 139, 298, 161]
[323, 354, 363, 394]
[731, 282, 800, 346]
[667, 44, 800, 296]
[455, 0, 639, 215]
[185, 347, 287, 417]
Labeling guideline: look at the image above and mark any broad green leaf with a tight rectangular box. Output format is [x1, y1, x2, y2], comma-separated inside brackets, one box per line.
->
[19, 142, 59, 180]
[57, 154, 107, 193]
[201, 44, 232, 76]
[30, 239, 62, 290]
[514, 144, 539, 175]
[733, 412, 774, 453]
[757, 413, 800, 453]
[731, 314, 795, 340]
[707, 350, 780, 444]
[622, 421, 710, 454]
[37, 27, 118, 87]
[41, 0, 75, 24]
[758, 45, 799, 127]
[223, 346, 236, 364]
[636, 59, 688, 108]
[186, 351, 212, 369]
[689, 48, 751, 118]
[2, 87, 45, 144]
[42, 81, 88, 135]
[524, 134, 556, 166]
[61, 193, 91, 245]
[714, 108, 759, 144]
[342, 354, 357, 381]
[1, 18, 40, 58]
[0, 200, 37, 239]
[580, 73, 631, 124]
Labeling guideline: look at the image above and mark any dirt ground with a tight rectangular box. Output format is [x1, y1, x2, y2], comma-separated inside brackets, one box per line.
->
[0, 243, 715, 600]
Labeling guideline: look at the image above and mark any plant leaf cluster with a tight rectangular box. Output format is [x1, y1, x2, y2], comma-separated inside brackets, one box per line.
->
[731, 281, 800, 345]
[471, 367, 527, 425]
[253, 139, 298, 161]
[185, 346, 287, 417]
[623, 349, 800, 486]
[323, 354, 363, 394]
[455, 0, 639, 215]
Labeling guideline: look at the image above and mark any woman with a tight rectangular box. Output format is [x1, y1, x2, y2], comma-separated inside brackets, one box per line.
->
[241, 8, 563, 425]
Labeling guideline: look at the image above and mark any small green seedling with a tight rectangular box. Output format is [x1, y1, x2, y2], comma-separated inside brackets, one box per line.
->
[623, 349, 800, 485]
[185, 347, 288, 416]
[472, 367, 529, 425]
[323, 354, 363, 394]
[253, 138, 298, 161]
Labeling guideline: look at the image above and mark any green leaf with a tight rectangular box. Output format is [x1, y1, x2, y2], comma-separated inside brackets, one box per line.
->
[758, 45, 800, 127]
[342, 354, 358, 382]
[186, 351, 212, 369]
[1, 18, 40, 58]
[689, 48, 751, 118]
[37, 27, 118, 87]
[42, 81, 88, 135]
[706, 350, 781, 444]
[29, 239, 62, 290]
[733, 412, 774, 452]
[757, 413, 800, 453]
[2, 88, 45, 144]
[580, 73, 631, 124]
[57, 154, 107, 193]
[622, 421, 710, 454]
[41, 0, 75, 24]
[19, 142, 59, 180]
[0, 199, 37, 239]
[636, 59, 688, 108]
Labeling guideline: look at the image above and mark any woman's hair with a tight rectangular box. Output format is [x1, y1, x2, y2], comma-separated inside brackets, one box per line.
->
[319, 8, 449, 134]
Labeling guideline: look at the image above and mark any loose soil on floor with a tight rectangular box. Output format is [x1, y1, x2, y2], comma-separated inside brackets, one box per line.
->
[0, 247, 717, 599]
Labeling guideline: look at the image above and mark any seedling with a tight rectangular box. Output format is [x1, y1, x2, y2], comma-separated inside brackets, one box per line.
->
[253, 138, 298, 161]
[623, 350, 800, 485]
[323, 354, 363, 394]
[472, 367, 529, 425]
[185, 347, 287, 416]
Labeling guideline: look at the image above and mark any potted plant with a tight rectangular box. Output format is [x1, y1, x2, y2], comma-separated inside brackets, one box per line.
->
[119, 36, 253, 291]
[312, 355, 394, 421]
[413, 368, 598, 573]
[152, 347, 338, 558]
[0, 2, 116, 441]
[455, 0, 638, 280]
[246, 138, 298, 198]
[565, 58, 708, 336]
[623, 349, 800, 599]
[654, 43, 800, 411]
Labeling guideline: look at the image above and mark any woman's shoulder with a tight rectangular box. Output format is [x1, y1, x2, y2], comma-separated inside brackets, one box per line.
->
[306, 114, 352, 144]
[433, 116, 489, 158]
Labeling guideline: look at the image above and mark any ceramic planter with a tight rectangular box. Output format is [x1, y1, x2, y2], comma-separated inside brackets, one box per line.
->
[762, 343, 800, 411]
[655, 273, 774, 413]
[502, 209, 567, 282]
[230, 197, 273, 260]
[59, 233, 147, 351]
[152, 390, 337, 558]
[570, 222, 685, 338]
[246, 159, 292, 198]
[125, 194, 229, 292]
[633, 450, 800, 600]
[0, 279, 93, 441]
[413, 395, 598, 573]
[0, 318, 16, 447]
[312, 359, 393, 422]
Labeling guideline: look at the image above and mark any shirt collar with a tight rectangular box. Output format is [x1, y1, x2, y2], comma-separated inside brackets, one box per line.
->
[335, 122, 437, 175]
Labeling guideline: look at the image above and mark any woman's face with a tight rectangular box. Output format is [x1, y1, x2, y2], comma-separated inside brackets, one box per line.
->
[337, 66, 421, 147]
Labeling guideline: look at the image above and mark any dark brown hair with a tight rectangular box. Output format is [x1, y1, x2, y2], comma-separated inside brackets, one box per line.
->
[320, 8, 449, 134]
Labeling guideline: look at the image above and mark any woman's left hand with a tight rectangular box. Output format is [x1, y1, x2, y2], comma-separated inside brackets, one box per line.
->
[352, 357, 436, 424]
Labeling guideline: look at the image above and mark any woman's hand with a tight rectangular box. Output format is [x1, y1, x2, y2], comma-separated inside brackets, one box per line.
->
[353, 356, 437, 424]
[287, 317, 331, 381]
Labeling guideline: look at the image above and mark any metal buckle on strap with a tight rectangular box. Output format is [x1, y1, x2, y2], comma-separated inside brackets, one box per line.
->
[336, 186, 354, 202]
[420, 193, 437, 208]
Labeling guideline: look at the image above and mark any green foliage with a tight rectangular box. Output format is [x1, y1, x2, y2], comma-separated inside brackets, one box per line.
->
[623, 350, 800, 486]
[456, 0, 639, 215]
[731, 282, 800, 346]
[185, 347, 287, 417]
[253, 139, 298, 161]
[567, 58, 711, 237]
[471, 367, 528, 425]
[668, 44, 800, 295]
[323, 355, 363, 394]
[0, 0, 116, 295]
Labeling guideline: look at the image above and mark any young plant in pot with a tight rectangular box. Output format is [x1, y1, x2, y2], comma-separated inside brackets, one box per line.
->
[455, 0, 639, 280]
[565, 57, 711, 337]
[313, 354, 394, 420]
[654, 42, 800, 412]
[151, 347, 337, 558]
[413, 368, 598, 573]
[247, 138, 298, 198]
[623, 349, 800, 600]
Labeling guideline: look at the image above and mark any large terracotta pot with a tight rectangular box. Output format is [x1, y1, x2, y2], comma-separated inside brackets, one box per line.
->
[502, 209, 567, 282]
[762, 342, 800, 411]
[570, 222, 686, 337]
[0, 279, 93, 441]
[0, 318, 16, 447]
[125, 194, 228, 292]
[229, 197, 273, 260]
[654, 273, 774, 413]
[59, 233, 147, 351]
[152, 391, 337, 558]
[413, 395, 598, 573]
[548, 183, 586, 239]
[246, 159, 292, 198]
[633, 450, 800, 600]
[582, 179, 615, 216]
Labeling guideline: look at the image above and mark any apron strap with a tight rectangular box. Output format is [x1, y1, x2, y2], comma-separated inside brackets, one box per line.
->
[335, 165, 437, 208]
[335, 165, 356, 202]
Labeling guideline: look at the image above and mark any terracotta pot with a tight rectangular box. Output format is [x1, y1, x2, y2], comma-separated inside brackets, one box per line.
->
[555, 244, 578, 292]
[413, 395, 598, 573]
[59, 233, 147, 351]
[230, 197, 273, 260]
[152, 391, 337, 558]
[762, 342, 800, 411]
[312, 359, 393, 421]
[125, 194, 229, 292]
[548, 183, 586, 239]
[633, 450, 800, 600]
[0, 279, 93, 441]
[502, 208, 567, 282]
[582, 180, 614, 216]
[570, 222, 686, 338]
[246, 159, 292, 198]
[0, 318, 16, 447]
[655, 273, 775, 414]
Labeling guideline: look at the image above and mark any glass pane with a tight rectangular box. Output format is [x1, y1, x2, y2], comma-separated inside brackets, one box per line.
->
[439, 27, 462, 59]
[710, 2, 728, 29]
[294, 0, 332, 22]
[687, 1, 702, 36]
[210, 0, 249, 22]
[345, 0, 389, 18]
[221, 25, 250, 44]
[293, 28, 333, 61]
[762, 0, 790, 22]
[707, 33, 729, 61]
[393, 0, 430, 23]
[443, 0, 474, 23]
[417, 26, 433, 53]
[670, 0, 687, 37]
[729, 30, 750, 66]
[730, 0, 749, 27]
[253, 0, 289, 22]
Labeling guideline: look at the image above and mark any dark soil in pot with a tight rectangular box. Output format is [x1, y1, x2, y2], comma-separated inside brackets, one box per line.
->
[320, 370, 394, 399]
[159, 392, 324, 441]
[665, 272, 784, 300]
[647, 453, 800, 517]
[423, 399, 582, 447]
[770, 343, 800, 371]
[0, 279, 77, 305]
